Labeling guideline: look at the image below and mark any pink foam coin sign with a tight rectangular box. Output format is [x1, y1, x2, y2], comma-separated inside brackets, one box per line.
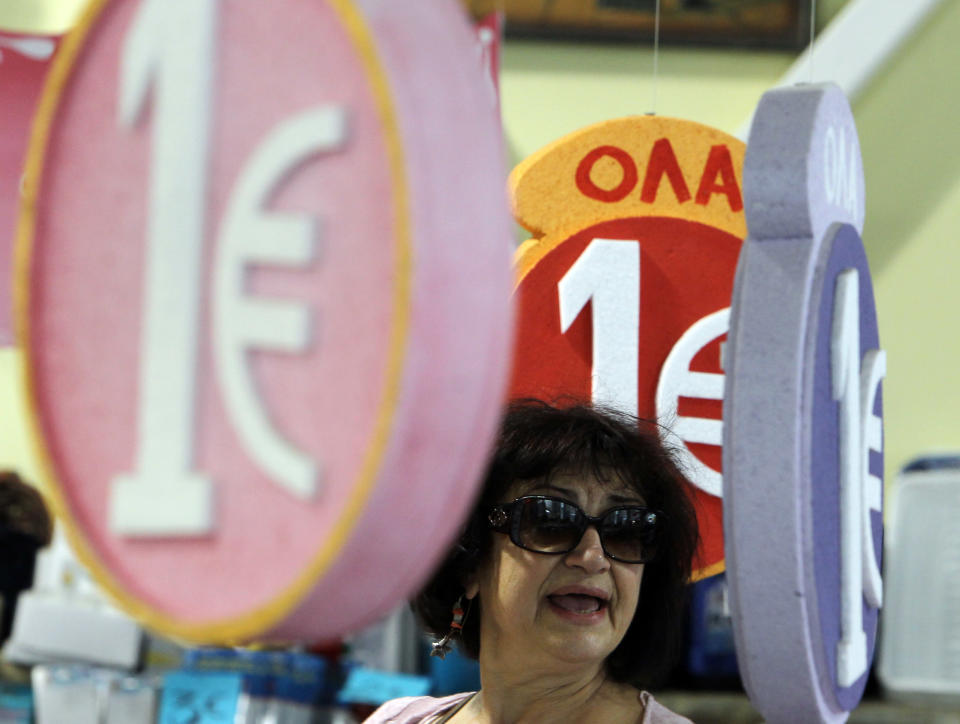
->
[1, 30, 59, 346]
[724, 83, 883, 722]
[18, 0, 514, 643]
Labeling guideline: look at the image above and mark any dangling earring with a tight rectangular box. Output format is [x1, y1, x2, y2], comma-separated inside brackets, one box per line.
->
[430, 595, 471, 659]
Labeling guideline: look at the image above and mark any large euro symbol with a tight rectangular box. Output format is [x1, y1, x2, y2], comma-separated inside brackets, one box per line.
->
[214, 106, 348, 501]
[656, 308, 729, 498]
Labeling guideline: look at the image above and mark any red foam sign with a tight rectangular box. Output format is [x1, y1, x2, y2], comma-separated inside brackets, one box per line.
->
[508, 117, 747, 579]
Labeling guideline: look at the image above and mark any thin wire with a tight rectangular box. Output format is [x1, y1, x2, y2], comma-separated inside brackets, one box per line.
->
[807, 0, 817, 83]
[648, 0, 661, 114]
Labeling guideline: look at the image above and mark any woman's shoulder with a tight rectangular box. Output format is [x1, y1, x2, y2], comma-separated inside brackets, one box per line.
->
[363, 692, 474, 723]
[639, 691, 694, 724]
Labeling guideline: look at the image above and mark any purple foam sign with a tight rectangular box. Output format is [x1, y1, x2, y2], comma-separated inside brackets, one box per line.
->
[724, 84, 884, 723]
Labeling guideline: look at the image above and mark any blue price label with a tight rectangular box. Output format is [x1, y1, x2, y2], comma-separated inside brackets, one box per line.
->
[338, 667, 431, 706]
[158, 671, 241, 724]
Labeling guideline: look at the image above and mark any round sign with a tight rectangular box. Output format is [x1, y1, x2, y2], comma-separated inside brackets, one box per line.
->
[810, 225, 883, 712]
[743, 83, 864, 243]
[17, 0, 513, 642]
[0, 30, 59, 345]
[724, 84, 883, 722]
[509, 116, 747, 578]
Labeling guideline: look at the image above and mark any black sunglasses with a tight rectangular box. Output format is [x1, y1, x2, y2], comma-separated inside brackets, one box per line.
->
[487, 495, 661, 564]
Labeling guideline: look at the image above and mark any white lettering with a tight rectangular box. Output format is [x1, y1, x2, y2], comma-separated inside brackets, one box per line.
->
[110, 0, 331, 534]
[833, 268, 884, 687]
[860, 349, 885, 607]
[655, 309, 729, 498]
[824, 127, 837, 204]
[824, 125, 859, 221]
[557, 240, 727, 497]
[558, 239, 640, 416]
[213, 106, 347, 500]
[110, 0, 218, 537]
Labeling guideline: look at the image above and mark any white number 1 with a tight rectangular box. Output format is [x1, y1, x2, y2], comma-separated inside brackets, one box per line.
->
[557, 238, 728, 498]
[558, 239, 640, 417]
[109, 0, 345, 536]
[110, 0, 218, 537]
[833, 268, 885, 687]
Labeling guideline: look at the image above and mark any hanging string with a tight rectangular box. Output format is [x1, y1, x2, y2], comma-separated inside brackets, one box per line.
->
[648, 0, 661, 114]
[807, 0, 817, 83]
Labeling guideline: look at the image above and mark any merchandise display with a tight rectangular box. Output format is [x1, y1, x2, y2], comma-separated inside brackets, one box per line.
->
[8, 643, 481, 724]
[0, 682, 32, 724]
[4, 529, 143, 670]
[685, 573, 738, 684]
[878, 468, 960, 703]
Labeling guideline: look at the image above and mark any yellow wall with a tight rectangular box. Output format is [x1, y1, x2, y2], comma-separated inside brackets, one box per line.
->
[0, 0, 87, 34]
[856, 2, 960, 482]
[501, 42, 791, 161]
[501, 0, 848, 162]
[0, 352, 39, 484]
[500, 1, 960, 488]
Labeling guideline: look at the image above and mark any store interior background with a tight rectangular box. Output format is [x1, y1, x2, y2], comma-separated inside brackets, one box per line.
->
[1, 0, 956, 503]
[0, 0, 957, 719]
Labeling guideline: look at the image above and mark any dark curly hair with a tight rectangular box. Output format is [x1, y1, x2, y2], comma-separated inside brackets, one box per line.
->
[413, 399, 700, 689]
[0, 471, 53, 644]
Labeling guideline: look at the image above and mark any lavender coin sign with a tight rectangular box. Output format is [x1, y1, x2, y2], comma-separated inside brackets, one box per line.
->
[723, 83, 884, 723]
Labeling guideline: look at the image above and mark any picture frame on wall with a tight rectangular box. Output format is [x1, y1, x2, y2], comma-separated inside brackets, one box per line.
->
[462, 0, 812, 50]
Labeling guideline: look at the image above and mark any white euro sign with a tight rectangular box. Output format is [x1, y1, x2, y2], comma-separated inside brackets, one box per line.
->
[656, 308, 729, 498]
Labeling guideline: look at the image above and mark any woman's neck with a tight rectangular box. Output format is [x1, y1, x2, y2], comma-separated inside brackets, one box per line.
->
[459, 652, 637, 724]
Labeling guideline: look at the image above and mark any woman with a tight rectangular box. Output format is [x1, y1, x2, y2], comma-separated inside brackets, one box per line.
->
[367, 400, 700, 723]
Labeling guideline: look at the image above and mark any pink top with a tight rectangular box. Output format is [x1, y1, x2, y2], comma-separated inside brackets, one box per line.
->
[364, 691, 693, 723]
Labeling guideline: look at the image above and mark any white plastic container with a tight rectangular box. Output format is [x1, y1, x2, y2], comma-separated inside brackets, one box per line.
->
[2, 528, 142, 669]
[878, 468, 960, 702]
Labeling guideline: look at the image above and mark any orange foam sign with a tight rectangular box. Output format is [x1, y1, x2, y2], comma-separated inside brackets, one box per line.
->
[509, 116, 746, 579]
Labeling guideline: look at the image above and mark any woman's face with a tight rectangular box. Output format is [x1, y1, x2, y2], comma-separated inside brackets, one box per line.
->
[469, 470, 646, 671]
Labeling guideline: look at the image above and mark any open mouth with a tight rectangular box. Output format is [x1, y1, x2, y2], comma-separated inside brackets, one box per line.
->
[547, 593, 608, 615]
